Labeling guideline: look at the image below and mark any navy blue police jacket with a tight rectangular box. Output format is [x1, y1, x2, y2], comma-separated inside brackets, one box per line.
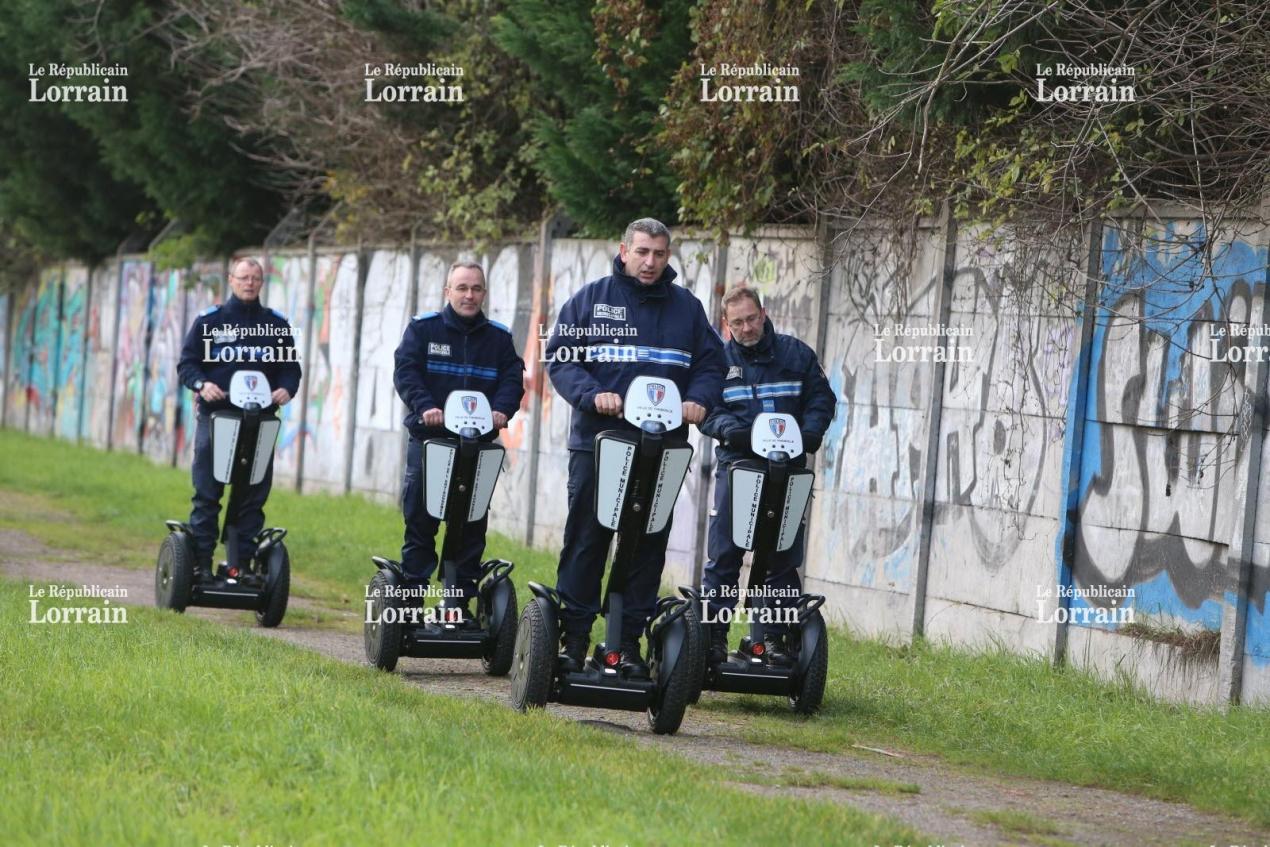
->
[700, 316, 837, 465]
[394, 304, 526, 442]
[177, 294, 303, 415]
[546, 255, 725, 451]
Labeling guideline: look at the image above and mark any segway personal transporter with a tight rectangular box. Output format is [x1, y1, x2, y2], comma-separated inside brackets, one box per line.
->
[687, 413, 829, 714]
[363, 390, 518, 676]
[155, 370, 291, 627]
[510, 376, 703, 735]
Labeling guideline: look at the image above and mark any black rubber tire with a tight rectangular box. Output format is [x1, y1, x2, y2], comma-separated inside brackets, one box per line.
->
[364, 570, 402, 672]
[510, 598, 555, 711]
[790, 622, 829, 715]
[682, 597, 706, 705]
[255, 543, 290, 628]
[155, 533, 193, 613]
[647, 612, 693, 735]
[481, 585, 519, 677]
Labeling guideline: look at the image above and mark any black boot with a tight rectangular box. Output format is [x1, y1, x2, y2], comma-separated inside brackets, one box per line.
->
[620, 638, 650, 680]
[708, 622, 729, 665]
[559, 631, 589, 673]
[764, 632, 793, 666]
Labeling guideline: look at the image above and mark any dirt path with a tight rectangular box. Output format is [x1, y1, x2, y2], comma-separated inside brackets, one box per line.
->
[5, 525, 1267, 847]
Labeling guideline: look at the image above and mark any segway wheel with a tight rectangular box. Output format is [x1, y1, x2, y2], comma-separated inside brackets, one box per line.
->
[364, 570, 401, 672]
[155, 533, 193, 613]
[647, 622, 692, 736]
[510, 599, 555, 711]
[682, 596, 706, 705]
[790, 624, 829, 715]
[255, 543, 290, 628]
[481, 587, 519, 677]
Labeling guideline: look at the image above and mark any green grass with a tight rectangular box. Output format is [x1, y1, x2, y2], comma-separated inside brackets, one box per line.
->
[966, 808, 1064, 836]
[738, 769, 920, 795]
[0, 429, 561, 609]
[4, 429, 1270, 828]
[698, 631, 1270, 826]
[0, 580, 921, 846]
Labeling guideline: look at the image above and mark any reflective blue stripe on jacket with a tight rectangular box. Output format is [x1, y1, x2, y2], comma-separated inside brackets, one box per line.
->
[545, 255, 725, 451]
[393, 304, 526, 441]
[700, 316, 837, 464]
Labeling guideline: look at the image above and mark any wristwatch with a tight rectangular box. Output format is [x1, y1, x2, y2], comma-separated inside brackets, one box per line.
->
[193, 379, 205, 391]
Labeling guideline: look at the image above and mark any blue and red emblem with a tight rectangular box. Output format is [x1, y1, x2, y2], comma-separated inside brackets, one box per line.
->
[769, 417, 787, 438]
[647, 382, 666, 405]
[462, 395, 478, 415]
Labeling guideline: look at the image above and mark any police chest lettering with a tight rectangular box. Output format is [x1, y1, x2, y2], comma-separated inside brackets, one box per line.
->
[593, 303, 627, 321]
[428, 342, 452, 356]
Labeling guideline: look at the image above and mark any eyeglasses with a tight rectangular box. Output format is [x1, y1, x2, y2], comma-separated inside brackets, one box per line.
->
[232, 274, 264, 283]
[727, 314, 763, 330]
[450, 286, 486, 296]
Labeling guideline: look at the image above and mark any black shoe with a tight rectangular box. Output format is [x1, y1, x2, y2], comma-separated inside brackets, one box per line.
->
[559, 631, 589, 673]
[708, 623, 729, 665]
[764, 633, 794, 666]
[620, 639, 650, 680]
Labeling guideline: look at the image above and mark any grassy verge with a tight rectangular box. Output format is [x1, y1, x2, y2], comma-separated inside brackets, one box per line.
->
[4, 430, 1270, 827]
[0, 580, 921, 845]
[0, 429, 561, 609]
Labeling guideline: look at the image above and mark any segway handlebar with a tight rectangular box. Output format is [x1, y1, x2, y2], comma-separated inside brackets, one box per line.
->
[750, 412, 803, 460]
[228, 370, 274, 411]
[443, 391, 494, 438]
[623, 376, 682, 430]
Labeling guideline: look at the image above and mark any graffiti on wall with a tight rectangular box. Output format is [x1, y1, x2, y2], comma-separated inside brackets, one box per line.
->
[264, 254, 308, 483]
[54, 267, 88, 440]
[301, 253, 358, 492]
[29, 270, 62, 435]
[142, 269, 185, 464]
[175, 262, 225, 467]
[83, 264, 120, 447]
[4, 287, 35, 427]
[110, 261, 151, 451]
[1074, 222, 1269, 645]
[351, 250, 409, 499]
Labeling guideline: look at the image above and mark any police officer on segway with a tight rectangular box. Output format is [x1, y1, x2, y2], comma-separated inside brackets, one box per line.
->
[176, 258, 302, 580]
[699, 286, 836, 666]
[393, 261, 526, 620]
[546, 217, 725, 679]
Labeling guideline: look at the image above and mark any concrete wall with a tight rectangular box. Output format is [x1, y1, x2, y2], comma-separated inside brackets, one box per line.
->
[5, 213, 1269, 707]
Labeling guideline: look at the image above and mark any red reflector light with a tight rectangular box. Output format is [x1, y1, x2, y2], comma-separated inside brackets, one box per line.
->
[604, 651, 621, 667]
[228, 567, 239, 578]
[752, 642, 765, 656]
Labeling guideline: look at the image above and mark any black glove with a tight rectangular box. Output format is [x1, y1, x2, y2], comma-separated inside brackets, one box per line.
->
[725, 426, 751, 449]
[803, 432, 823, 454]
